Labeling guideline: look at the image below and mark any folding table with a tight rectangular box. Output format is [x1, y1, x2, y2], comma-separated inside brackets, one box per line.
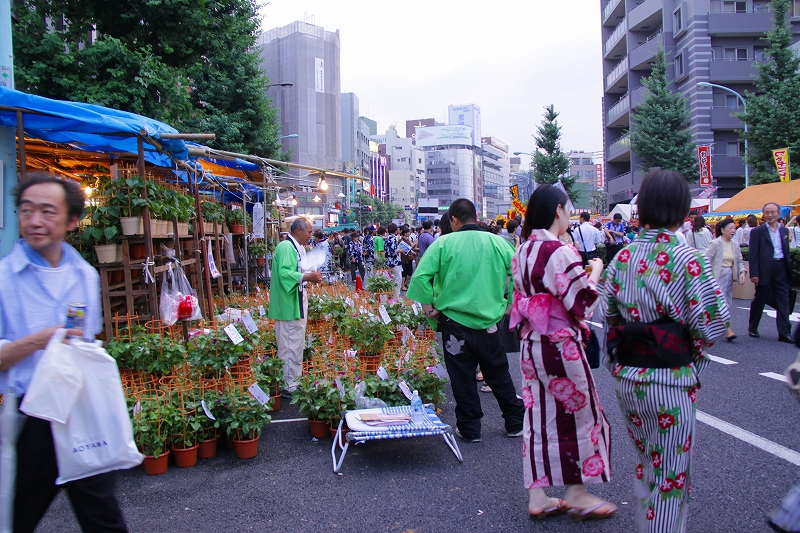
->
[331, 405, 463, 473]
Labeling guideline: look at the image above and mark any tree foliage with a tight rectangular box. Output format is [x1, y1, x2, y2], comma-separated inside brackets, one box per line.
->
[629, 46, 698, 181]
[533, 105, 578, 202]
[355, 192, 405, 227]
[11, 0, 286, 158]
[739, 0, 800, 184]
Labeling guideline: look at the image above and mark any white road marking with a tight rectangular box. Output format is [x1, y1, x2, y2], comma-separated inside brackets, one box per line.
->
[697, 411, 800, 466]
[271, 417, 309, 424]
[760, 372, 788, 382]
[586, 320, 603, 328]
[707, 354, 738, 365]
[736, 307, 800, 322]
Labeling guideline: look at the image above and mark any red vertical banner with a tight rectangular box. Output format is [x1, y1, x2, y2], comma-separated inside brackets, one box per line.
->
[698, 145, 712, 186]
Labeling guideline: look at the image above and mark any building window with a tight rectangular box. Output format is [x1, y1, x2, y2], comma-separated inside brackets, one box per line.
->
[727, 141, 745, 157]
[725, 94, 740, 108]
[674, 52, 685, 79]
[723, 47, 748, 61]
[793, 0, 800, 16]
[674, 7, 683, 32]
[722, 1, 747, 13]
[754, 47, 766, 60]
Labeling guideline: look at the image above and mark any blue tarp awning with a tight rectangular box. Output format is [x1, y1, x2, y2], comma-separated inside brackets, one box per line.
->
[0, 86, 187, 168]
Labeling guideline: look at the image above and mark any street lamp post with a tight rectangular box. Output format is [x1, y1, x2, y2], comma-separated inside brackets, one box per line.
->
[513, 151, 536, 199]
[697, 81, 749, 188]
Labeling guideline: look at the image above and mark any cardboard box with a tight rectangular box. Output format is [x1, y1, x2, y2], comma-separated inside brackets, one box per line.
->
[732, 261, 755, 300]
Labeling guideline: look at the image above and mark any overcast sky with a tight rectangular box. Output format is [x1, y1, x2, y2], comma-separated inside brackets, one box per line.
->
[260, 1, 604, 165]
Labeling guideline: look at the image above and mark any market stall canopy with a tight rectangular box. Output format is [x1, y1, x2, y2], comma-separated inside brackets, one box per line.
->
[609, 204, 633, 221]
[0, 86, 187, 167]
[712, 180, 800, 214]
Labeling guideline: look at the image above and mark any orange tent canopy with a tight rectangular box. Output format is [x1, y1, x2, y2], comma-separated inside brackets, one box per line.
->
[715, 180, 800, 213]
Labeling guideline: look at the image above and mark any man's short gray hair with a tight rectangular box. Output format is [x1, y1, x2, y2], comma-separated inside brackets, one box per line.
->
[290, 217, 311, 233]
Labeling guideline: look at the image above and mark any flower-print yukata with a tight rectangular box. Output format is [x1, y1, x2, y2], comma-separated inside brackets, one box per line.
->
[601, 229, 729, 533]
[510, 228, 612, 490]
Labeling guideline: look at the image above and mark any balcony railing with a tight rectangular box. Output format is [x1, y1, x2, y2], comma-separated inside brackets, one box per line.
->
[606, 55, 629, 89]
[603, 0, 623, 23]
[608, 134, 631, 159]
[604, 17, 627, 56]
[607, 94, 630, 124]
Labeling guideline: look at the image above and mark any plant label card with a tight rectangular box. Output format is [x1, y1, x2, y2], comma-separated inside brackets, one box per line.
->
[405, 350, 412, 363]
[377, 366, 389, 380]
[401, 327, 414, 345]
[432, 363, 449, 379]
[378, 305, 392, 324]
[359, 306, 368, 315]
[248, 383, 270, 406]
[201, 399, 216, 420]
[258, 305, 266, 317]
[398, 380, 413, 400]
[395, 359, 403, 369]
[334, 377, 345, 398]
[133, 401, 142, 416]
[412, 302, 422, 315]
[224, 323, 244, 345]
[328, 334, 335, 345]
[345, 349, 357, 359]
[306, 334, 315, 348]
[242, 312, 259, 334]
[345, 297, 355, 308]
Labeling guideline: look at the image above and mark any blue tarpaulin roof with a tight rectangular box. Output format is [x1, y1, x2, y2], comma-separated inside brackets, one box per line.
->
[0, 86, 187, 167]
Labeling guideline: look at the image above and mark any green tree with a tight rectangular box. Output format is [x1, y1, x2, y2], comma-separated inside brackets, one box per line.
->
[355, 192, 403, 227]
[589, 190, 608, 215]
[11, 0, 285, 159]
[739, 0, 800, 184]
[629, 46, 698, 181]
[533, 105, 578, 201]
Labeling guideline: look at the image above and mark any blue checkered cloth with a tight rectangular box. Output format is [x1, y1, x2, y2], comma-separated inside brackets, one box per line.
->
[347, 405, 451, 440]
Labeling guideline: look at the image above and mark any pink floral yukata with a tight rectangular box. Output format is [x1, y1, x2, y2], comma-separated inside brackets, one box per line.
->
[601, 229, 729, 533]
[510, 228, 611, 490]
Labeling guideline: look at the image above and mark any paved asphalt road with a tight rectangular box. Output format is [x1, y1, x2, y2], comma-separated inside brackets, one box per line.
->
[34, 298, 800, 533]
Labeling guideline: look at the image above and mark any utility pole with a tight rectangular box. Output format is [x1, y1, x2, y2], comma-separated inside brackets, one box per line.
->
[0, 0, 17, 258]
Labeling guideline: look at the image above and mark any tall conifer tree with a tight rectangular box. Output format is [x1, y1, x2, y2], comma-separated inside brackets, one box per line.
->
[533, 105, 578, 201]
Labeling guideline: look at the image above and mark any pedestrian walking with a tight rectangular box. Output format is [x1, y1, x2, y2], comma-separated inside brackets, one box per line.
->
[363, 227, 375, 278]
[574, 212, 602, 267]
[603, 213, 626, 262]
[687, 214, 713, 251]
[347, 231, 366, 283]
[705, 218, 746, 341]
[601, 169, 729, 533]
[748, 202, 793, 343]
[0, 173, 129, 533]
[269, 217, 323, 398]
[510, 185, 615, 521]
[407, 199, 524, 443]
[384, 223, 403, 299]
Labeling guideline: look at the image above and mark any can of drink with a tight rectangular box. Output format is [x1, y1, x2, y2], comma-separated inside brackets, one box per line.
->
[65, 303, 86, 329]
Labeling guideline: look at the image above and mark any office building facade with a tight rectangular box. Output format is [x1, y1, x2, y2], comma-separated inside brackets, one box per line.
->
[481, 136, 511, 218]
[601, 0, 800, 208]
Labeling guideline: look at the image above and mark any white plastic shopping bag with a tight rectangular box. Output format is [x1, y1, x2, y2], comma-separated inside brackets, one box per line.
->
[20, 329, 83, 424]
[23, 336, 143, 484]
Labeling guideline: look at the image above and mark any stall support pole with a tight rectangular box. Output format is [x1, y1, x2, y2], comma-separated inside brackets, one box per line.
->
[137, 135, 158, 320]
[193, 175, 215, 324]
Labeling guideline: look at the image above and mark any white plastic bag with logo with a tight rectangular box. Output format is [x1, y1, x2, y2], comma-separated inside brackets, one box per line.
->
[20, 329, 82, 424]
[21, 334, 143, 484]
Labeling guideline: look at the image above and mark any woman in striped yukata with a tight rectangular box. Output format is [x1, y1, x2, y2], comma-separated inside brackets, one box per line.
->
[510, 185, 616, 522]
[601, 169, 730, 533]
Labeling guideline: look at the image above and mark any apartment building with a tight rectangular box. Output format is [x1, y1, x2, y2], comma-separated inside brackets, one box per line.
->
[601, 0, 800, 208]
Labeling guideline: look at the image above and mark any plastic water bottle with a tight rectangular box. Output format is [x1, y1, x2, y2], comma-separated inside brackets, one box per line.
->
[410, 390, 425, 424]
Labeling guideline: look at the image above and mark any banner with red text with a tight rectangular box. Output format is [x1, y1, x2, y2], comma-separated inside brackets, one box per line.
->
[698, 145, 712, 186]
[773, 148, 791, 182]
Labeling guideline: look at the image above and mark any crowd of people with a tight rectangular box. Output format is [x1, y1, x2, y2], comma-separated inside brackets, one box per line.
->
[402, 169, 799, 533]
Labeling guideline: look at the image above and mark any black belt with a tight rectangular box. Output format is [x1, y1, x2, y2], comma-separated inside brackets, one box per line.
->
[608, 317, 693, 369]
[616, 348, 687, 369]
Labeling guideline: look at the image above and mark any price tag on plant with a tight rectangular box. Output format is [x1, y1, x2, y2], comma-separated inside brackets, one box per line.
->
[401, 327, 413, 345]
[242, 311, 258, 334]
[405, 350, 412, 363]
[412, 302, 422, 315]
[432, 363, 449, 379]
[334, 377, 345, 398]
[345, 349, 357, 359]
[377, 366, 389, 380]
[359, 306, 368, 315]
[398, 380, 413, 400]
[378, 305, 392, 324]
[228, 308, 243, 322]
[258, 305, 266, 317]
[247, 382, 270, 406]
[345, 297, 355, 308]
[200, 399, 216, 420]
[224, 323, 244, 345]
[133, 400, 142, 416]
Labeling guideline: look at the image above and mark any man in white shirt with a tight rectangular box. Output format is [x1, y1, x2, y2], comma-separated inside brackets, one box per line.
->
[573, 212, 601, 266]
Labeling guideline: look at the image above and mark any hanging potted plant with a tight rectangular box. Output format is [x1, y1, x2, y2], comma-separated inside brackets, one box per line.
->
[107, 176, 147, 235]
[81, 204, 120, 264]
[249, 240, 268, 266]
[224, 390, 271, 459]
[227, 208, 251, 234]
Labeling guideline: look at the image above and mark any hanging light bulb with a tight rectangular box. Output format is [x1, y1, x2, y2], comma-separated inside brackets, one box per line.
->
[319, 176, 329, 191]
[84, 186, 93, 197]
[291, 195, 298, 206]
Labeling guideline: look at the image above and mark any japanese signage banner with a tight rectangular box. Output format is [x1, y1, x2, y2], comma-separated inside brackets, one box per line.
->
[698, 145, 712, 186]
[773, 148, 791, 182]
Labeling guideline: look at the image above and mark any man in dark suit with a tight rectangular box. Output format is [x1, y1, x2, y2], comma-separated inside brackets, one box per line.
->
[749, 202, 793, 342]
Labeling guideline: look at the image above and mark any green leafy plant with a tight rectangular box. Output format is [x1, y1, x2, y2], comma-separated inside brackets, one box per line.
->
[227, 208, 252, 229]
[290, 375, 355, 423]
[201, 201, 226, 225]
[131, 399, 174, 458]
[106, 176, 147, 217]
[186, 326, 254, 378]
[223, 390, 272, 440]
[384, 302, 427, 329]
[252, 354, 285, 396]
[168, 402, 203, 449]
[80, 205, 119, 246]
[249, 240, 268, 256]
[365, 274, 397, 294]
[106, 332, 186, 375]
[340, 313, 393, 357]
